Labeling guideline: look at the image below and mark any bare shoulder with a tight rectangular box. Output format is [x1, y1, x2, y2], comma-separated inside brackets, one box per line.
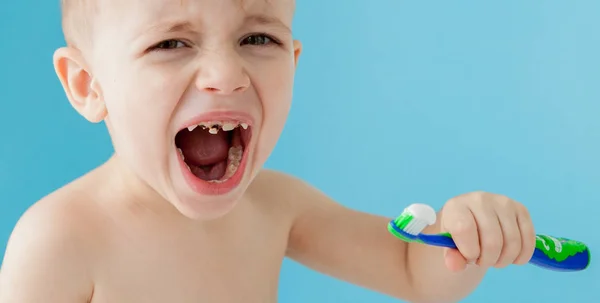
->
[248, 171, 415, 301]
[0, 179, 102, 302]
[248, 169, 323, 211]
[249, 169, 308, 193]
[247, 169, 344, 222]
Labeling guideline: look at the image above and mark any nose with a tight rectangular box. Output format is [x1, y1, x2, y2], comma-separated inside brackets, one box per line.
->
[194, 50, 250, 95]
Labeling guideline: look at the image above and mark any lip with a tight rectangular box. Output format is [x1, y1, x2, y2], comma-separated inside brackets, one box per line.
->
[175, 110, 255, 196]
[178, 110, 255, 131]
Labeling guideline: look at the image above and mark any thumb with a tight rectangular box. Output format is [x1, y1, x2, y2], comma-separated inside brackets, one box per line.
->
[444, 248, 468, 272]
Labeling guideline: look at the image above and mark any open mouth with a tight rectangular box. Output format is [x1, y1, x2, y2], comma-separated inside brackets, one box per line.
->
[175, 121, 252, 183]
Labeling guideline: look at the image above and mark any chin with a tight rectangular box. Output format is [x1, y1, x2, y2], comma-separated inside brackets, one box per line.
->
[170, 148, 257, 220]
[171, 189, 246, 220]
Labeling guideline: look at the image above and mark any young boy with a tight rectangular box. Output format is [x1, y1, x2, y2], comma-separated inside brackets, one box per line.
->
[0, 0, 537, 302]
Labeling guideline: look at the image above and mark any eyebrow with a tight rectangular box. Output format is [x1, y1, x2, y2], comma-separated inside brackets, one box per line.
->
[244, 14, 291, 33]
[144, 20, 196, 35]
[139, 13, 290, 37]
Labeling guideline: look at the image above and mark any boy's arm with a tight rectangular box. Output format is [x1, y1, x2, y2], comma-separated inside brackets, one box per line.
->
[275, 171, 485, 303]
[0, 201, 94, 303]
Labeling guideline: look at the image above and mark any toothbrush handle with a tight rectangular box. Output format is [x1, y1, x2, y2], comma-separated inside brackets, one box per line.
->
[418, 233, 590, 272]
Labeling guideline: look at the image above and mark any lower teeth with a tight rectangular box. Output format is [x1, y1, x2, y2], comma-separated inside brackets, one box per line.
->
[209, 146, 243, 183]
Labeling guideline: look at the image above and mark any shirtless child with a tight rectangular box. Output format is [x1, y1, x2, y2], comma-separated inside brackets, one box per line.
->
[0, 0, 537, 302]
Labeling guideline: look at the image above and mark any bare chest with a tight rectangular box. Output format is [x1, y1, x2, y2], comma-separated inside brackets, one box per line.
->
[90, 210, 289, 303]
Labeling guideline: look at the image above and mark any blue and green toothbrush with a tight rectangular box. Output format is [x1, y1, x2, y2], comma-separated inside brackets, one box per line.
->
[388, 203, 590, 272]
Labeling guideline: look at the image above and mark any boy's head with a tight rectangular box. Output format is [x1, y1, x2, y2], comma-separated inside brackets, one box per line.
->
[54, 0, 302, 220]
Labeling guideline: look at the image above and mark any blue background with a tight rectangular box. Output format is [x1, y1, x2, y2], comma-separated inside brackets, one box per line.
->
[1, 1, 598, 302]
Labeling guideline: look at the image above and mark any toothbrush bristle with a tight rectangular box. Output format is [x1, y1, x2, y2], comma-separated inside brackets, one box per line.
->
[405, 203, 437, 225]
[403, 218, 428, 235]
[389, 204, 438, 242]
[396, 204, 437, 235]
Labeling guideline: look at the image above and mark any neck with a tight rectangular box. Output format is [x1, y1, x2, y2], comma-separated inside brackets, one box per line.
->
[100, 154, 185, 220]
[97, 154, 245, 229]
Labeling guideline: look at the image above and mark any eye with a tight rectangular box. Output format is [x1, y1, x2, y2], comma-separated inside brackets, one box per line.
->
[240, 34, 279, 47]
[149, 39, 189, 51]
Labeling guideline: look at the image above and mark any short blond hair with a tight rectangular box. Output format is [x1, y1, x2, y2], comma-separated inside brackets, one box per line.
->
[60, 0, 98, 48]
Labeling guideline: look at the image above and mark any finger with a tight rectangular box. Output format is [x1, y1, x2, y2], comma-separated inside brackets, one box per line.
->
[493, 201, 522, 268]
[444, 247, 468, 272]
[442, 203, 480, 263]
[469, 201, 503, 267]
[514, 204, 536, 265]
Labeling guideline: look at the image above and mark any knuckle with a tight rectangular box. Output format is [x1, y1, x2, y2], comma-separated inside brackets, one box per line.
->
[449, 191, 485, 205]
[469, 190, 485, 196]
[471, 191, 488, 202]
[518, 204, 531, 219]
[444, 196, 462, 208]
[452, 217, 475, 234]
[505, 242, 522, 259]
[504, 229, 521, 244]
[482, 236, 502, 252]
[497, 197, 514, 209]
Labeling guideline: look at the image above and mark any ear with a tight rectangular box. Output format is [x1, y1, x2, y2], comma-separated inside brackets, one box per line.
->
[53, 47, 107, 123]
[293, 40, 302, 68]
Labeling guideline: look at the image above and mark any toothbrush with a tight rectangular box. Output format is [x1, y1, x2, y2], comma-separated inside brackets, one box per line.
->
[387, 203, 591, 272]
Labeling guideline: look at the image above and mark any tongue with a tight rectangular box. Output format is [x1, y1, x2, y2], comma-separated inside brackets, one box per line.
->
[190, 160, 227, 181]
[176, 128, 230, 166]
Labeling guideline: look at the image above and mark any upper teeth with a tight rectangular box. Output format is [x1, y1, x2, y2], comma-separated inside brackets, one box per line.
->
[222, 123, 236, 131]
[187, 121, 249, 134]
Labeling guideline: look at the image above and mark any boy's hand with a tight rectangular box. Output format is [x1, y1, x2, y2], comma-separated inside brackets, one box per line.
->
[439, 191, 537, 272]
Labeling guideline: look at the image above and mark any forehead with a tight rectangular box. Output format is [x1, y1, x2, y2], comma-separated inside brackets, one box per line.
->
[100, 0, 295, 34]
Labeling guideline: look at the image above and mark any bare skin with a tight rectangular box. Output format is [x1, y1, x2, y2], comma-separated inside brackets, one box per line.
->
[0, 156, 534, 303]
[1, 159, 287, 303]
[0, 0, 537, 302]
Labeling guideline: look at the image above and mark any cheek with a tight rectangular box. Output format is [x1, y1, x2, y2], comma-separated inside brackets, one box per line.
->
[100, 66, 185, 157]
[263, 88, 292, 134]
[261, 59, 295, 124]
[254, 61, 295, 161]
